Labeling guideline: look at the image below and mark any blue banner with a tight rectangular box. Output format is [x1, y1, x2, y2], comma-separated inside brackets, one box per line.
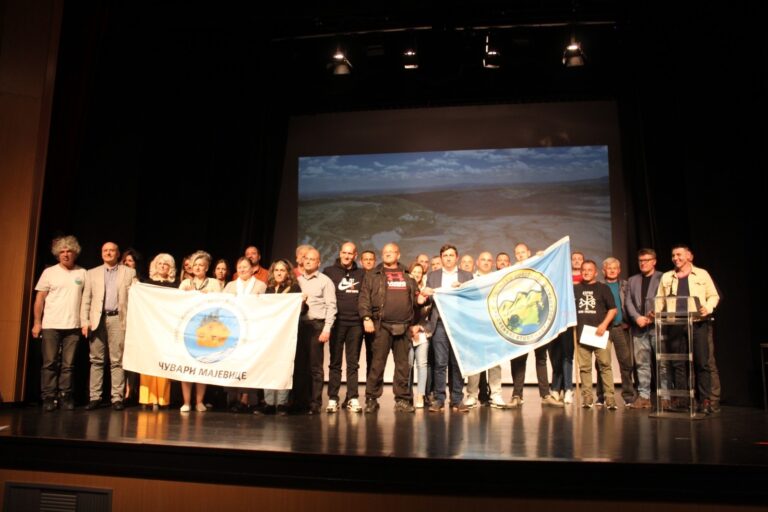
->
[433, 236, 577, 376]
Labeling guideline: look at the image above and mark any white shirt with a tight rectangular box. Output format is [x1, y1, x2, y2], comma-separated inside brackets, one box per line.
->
[35, 264, 87, 329]
[441, 266, 459, 288]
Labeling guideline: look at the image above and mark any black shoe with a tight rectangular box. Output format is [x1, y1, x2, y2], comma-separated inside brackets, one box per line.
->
[364, 398, 379, 413]
[43, 398, 57, 412]
[307, 404, 321, 415]
[698, 399, 718, 415]
[112, 401, 125, 411]
[262, 405, 276, 415]
[276, 405, 289, 416]
[60, 396, 75, 411]
[85, 400, 101, 410]
[229, 402, 247, 413]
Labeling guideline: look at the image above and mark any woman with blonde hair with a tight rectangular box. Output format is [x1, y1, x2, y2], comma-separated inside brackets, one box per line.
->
[137, 253, 178, 410]
[178, 250, 220, 412]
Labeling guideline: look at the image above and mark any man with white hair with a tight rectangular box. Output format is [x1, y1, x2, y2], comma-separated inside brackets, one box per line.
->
[32, 235, 87, 412]
[598, 257, 636, 407]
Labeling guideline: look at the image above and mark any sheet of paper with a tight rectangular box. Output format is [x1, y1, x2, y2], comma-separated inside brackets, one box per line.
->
[412, 331, 428, 347]
[579, 325, 609, 349]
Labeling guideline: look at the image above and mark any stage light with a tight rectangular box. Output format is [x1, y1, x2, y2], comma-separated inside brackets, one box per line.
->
[562, 38, 585, 67]
[329, 47, 352, 75]
[403, 48, 419, 70]
[483, 34, 501, 69]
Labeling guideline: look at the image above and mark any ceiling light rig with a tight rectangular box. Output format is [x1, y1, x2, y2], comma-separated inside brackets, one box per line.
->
[562, 35, 585, 67]
[329, 47, 352, 75]
[483, 34, 501, 69]
[403, 48, 418, 70]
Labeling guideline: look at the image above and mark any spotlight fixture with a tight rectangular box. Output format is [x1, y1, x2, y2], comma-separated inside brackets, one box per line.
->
[403, 48, 418, 70]
[562, 38, 585, 67]
[483, 34, 501, 69]
[329, 47, 352, 75]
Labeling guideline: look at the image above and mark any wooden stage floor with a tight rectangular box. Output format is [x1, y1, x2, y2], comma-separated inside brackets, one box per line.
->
[1, 387, 767, 506]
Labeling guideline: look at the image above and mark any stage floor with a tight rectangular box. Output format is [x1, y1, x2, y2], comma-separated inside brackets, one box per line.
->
[1, 387, 767, 505]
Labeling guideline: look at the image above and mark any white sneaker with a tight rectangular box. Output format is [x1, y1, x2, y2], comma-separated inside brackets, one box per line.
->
[464, 396, 478, 409]
[345, 398, 362, 413]
[180, 404, 191, 413]
[414, 395, 425, 409]
[326, 399, 339, 413]
[490, 394, 510, 409]
[195, 403, 207, 412]
[564, 390, 574, 404]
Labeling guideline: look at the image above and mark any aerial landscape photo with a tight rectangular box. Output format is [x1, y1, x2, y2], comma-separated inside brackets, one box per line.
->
[298, 147, 611, 266]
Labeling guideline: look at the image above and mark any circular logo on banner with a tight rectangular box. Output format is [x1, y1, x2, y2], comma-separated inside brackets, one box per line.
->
[487, 268, 557, 345]
[178, 302, 244, 364]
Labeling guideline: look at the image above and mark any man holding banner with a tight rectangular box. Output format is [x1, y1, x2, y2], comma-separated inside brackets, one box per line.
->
[428, 237, 578, 409]
[422, 244, 475, 413]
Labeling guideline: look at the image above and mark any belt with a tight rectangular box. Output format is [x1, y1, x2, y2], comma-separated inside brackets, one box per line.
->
[104, 310, 119, 317]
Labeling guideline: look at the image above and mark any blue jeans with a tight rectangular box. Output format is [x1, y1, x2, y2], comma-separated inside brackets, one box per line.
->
[632, 329, 655, 399]
[432, 321, 464, 406]
[409, 339, 429, 397]
[550, 330, 575, 393]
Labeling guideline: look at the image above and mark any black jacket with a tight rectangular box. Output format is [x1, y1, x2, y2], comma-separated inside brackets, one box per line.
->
[358, 262, 419, 325]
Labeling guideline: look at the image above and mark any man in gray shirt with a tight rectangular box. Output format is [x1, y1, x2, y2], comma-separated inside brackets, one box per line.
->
[297, 248, 337, 415]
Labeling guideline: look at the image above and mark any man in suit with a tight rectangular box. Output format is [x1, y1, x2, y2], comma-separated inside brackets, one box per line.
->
[421, 244, 474, 412]
[624, 248, 663, 409]
[81, 242, 136, 410]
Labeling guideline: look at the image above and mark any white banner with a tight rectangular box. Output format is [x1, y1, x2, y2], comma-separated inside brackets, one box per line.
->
[124, 283, 301, 389]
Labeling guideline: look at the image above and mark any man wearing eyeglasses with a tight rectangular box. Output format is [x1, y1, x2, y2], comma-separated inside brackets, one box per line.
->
[624, 249, 663, 409]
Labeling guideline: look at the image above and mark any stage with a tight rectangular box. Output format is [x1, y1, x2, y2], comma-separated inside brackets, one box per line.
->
[1, 388, 767, 509]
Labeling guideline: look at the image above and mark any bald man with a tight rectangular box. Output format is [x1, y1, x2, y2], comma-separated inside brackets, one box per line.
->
[465, 251, 510, 409]
[297, 248, 337, 415]
[81, 242, 136, 411]
[359, 243, 420, 413]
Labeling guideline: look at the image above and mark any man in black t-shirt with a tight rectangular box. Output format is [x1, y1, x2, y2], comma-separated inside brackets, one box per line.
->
[358, 243, 419, 413]
[574, 260, 617, 409]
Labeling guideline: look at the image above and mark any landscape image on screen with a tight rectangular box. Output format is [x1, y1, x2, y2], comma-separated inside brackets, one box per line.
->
[298, 146, 611, 267]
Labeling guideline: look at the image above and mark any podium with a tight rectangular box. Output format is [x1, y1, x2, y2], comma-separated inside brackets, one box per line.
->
[650, 295, 707, 419]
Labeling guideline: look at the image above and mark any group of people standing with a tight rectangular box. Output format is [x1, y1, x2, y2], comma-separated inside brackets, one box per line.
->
[569, 245, 721, 414]
[31, 234, 720, 417]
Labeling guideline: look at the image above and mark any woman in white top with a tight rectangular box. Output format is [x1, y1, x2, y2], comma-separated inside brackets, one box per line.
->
[178, 250, 220, 412]
[223, 257, 266, 412]
[222, 257, 267, 296]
